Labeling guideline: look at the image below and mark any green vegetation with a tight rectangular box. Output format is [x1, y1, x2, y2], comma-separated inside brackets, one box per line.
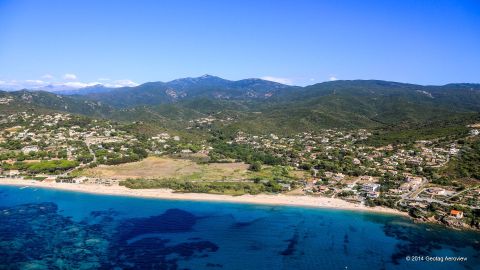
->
[248, 161, 262, 172]
[119, 178, 285, 195]
[443, 139, 480, 180]
[208, 142, 285, 165]
[369, 196, 399, 209]
[93, 143, 148, 165]
[248, 165, 299, 182]
[3, 80, 479, 136]
[0, 149, 65, 161]
[378, 174, 402, 192]
[313, 152, 365, 176]
[2, 160, 79, 174]
[337, 190, 355, 197]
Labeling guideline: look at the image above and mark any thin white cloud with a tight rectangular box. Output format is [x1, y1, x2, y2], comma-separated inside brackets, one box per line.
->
[63, 73, 77, 80]
[41, 74, 54, 80]
[0, 80, 23, 90]
[0, 77, 139, 91]
[260, 76, 292, 85]
[62, 81, 101, 88]
[329, 76, 338, 81]
[25, 79, 46, 85]
[104, 79, 139, 87]
[0, 80, 9, 87]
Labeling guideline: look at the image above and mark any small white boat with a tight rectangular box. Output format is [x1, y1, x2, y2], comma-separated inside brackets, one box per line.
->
[19, 186, 29, 189]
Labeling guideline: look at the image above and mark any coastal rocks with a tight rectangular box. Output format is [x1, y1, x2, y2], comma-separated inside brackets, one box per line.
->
[107, 237, 219, 269]
[0, 202, 110, 269]
[411, 214, 480, 232]
[0, 203, 221, 269]
[117, 208, 198, 241]
[382, 218, 480, 265]
[440, 216, 473, 230]
[106, 208, 219, 269]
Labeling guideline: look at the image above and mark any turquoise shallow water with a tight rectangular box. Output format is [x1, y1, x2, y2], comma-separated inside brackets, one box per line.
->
[0, 185, 479, 269]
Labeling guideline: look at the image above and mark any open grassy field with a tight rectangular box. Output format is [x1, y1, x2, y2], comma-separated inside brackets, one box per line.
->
[80, 156, 308, 182]
[81, 156, 252, 181]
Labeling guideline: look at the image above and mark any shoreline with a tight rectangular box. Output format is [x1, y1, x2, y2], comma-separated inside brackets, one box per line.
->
[0, 178, 406, 216]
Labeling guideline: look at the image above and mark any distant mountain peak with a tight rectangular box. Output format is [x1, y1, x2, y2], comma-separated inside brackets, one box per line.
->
[195, 74, 226, 81]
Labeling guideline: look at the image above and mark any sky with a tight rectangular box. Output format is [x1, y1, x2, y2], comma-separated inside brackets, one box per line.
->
[0, 0, 479, 89]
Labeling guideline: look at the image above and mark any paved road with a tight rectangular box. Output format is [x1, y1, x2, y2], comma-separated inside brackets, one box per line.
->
[447, 185, 480, 200]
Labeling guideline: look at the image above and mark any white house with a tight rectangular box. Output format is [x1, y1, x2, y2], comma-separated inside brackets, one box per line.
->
[6, 170, 20, 177]
[22, 145, 39, 154]
[362, 183, 380, 192]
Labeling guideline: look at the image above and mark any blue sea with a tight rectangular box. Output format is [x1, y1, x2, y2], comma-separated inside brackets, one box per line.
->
[0, 185, 479, 270]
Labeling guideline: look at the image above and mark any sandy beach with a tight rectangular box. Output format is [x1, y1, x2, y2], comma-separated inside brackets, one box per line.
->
[0, 178, 406, 216]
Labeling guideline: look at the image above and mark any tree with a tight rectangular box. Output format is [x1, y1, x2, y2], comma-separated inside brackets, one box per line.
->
[249, 161, 262, 172]
[300, 163, 312, 170]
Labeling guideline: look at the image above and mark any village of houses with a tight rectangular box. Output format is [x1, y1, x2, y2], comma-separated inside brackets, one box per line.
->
[1, 111, 480, 229]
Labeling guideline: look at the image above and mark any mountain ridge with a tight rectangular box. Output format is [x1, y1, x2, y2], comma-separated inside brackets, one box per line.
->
[2, 78, 480, 135]
[77, 75, 295, 107]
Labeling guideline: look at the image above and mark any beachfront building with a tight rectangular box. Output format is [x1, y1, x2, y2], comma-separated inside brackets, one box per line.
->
[5, 170, 20, 177]
[362, 183, 380, 193]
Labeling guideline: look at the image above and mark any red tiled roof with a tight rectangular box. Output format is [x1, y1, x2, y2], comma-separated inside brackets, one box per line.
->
[450, 210, 461, 215]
